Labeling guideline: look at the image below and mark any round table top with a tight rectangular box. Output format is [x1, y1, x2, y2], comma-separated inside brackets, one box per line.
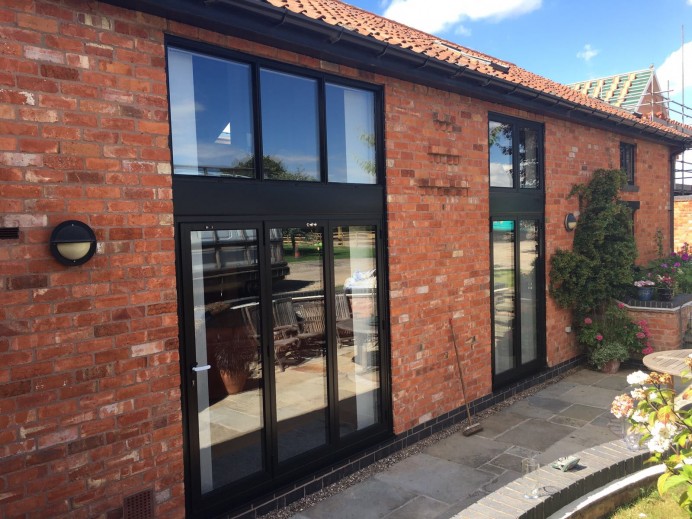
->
[643, 349, 692, 377]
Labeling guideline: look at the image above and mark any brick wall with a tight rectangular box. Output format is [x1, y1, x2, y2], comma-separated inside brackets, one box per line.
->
[0, 1, 182, 517]
[674, 196, 692, 251]
[624, 303, 692, 352]
[0, 0, 677, 516]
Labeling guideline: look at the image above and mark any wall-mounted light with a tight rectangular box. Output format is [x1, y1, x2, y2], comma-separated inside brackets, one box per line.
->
[564, 213, 578, 232]
[50, 220, 97, 266]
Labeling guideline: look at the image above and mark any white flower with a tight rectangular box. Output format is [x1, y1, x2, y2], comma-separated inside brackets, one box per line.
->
[627, 371, 649, 385]
[631, 409, 648, 423]
[648, 435, 672, 453]
[630, 388, 646, 400]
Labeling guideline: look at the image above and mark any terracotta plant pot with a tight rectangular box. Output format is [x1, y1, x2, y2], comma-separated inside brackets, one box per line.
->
[219, 370, 249, 395]
[601, 359, 621, 374]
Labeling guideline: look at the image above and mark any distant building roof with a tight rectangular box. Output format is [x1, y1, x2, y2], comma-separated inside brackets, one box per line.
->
[567, 68, 657, 112]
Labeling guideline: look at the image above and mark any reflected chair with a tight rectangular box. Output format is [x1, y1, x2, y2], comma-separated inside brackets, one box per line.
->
[239, 303, 300, 372]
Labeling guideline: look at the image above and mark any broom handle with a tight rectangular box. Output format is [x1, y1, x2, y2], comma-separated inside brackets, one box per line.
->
[449, 319, 473, 420]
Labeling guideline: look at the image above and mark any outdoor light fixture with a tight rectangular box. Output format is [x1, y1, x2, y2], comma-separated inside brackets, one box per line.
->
[50, 220, 97, 266]
[564, 213, 578, 232]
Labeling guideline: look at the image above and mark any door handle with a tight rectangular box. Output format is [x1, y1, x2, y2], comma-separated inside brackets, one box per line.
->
[192, 364, 211, 372]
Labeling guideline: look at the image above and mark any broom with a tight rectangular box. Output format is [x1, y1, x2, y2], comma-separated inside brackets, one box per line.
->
[449, 318, 483, 436]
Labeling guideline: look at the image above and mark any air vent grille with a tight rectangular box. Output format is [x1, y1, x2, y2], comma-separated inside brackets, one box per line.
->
[123, 489, 154, 519]
[0, 227, 19, 240]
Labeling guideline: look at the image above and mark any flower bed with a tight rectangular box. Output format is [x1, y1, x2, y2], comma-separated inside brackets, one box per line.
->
[620, 298, 692, 352]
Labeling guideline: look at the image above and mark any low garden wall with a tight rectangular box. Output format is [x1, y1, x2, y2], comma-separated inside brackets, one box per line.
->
[621, 295, 692, 351]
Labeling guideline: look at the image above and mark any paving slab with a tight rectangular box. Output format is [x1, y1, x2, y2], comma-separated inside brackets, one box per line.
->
[487, 452, 524, 472]
[565, 423, 621, 448]
[559, 385, 622, 409]
[292, 478, 419, 519]
[558, 404, 607, 422]
[525, 395, 571, 413]
[384, 495, 450, 519]
[495, 418, 575, 452]
[424, 434, 508, 468]
[374, 453, 494, 504]
[476, 411, 527, 439]
[504, 399, 558, 420]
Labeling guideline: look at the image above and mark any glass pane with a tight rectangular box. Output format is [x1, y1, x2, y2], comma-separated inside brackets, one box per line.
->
[261, 70, 320, 181]
[334, 226, 380, 436]
[272, 226, 327, 461]
[519, 220, 539, 363]
[489, 121, 513, 188]
[519, 127, 540, 189]
[190, 228, 263, 493]
[169, 48, 255, 178]
[492, 221, 515, 374]
[326, 85, 376, 184]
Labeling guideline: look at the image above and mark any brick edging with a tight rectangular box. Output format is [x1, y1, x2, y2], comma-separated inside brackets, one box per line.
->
[453, 440, 650, 519]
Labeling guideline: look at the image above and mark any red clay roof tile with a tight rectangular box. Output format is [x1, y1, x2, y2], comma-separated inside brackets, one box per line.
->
[265, 0, 688, 140]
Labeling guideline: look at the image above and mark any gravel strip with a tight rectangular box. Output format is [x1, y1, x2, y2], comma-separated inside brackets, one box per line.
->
[260, 366, 584, 519]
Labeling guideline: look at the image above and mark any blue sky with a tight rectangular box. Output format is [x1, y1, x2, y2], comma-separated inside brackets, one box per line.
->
[347, 0, 692, 119]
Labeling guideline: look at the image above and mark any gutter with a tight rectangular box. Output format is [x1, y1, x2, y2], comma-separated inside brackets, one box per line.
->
[102, 0, 692, 148]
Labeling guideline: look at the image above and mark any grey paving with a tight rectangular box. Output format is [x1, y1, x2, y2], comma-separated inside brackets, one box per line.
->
[286, 366, 638, 519]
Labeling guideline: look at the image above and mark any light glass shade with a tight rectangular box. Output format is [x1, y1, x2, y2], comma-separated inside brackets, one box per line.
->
[56, 241, 91, 261]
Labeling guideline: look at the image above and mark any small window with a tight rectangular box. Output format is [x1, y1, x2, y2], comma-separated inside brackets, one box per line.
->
[620, 142, 635, 185]
[489, 116, 542, 189]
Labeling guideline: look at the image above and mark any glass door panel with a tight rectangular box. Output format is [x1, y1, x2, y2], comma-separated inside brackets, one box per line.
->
[271, 226, 328, 462]
[333, 226, 380, 436]
[492, 221, 516, 375]
[189, 228, 264, 493]
[519, 220, 539, 363]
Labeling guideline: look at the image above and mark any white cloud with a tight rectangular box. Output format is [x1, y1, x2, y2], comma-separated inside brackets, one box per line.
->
[658, 41, 692, 97]
[576, 44, 599, 63]
[382, 0, 541, 35]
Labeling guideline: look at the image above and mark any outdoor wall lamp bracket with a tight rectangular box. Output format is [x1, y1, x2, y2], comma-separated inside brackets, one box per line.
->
[564, 213, 577, 232]
[50, 220, 97, 266]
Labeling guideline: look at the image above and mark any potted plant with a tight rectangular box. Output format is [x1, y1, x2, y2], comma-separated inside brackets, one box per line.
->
[655, 273, 676, 301]
[579, 303, 652, 372]
[633, 279, 655, 301]
[209, 324, 257, 395]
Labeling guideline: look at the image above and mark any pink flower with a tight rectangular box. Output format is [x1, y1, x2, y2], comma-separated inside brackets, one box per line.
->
[584, 317, 592, 325]
[642, 346, 654, 355]
[636, 332, 646, 339]
[596, 334, 603, 341]
[617, 302, 625, 309]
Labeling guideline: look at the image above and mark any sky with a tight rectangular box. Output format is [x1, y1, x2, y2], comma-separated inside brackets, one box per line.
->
[345, 0, 692, 121]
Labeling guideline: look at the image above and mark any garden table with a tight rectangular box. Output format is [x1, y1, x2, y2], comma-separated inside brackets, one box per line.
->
[643, 349, 692, 377]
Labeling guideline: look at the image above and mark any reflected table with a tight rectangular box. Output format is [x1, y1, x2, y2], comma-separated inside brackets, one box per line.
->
[336, 317, 378, 367]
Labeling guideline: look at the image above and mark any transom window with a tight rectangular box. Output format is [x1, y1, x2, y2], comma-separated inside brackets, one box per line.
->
[620, 142, 636, 185]
[489, 115, 542, 190]
[168, 47, 377, 184]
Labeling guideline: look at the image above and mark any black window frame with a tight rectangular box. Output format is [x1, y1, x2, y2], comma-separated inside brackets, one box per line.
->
[167, 38, 383, 187]
[488, 113, 544, 192]
[620, 142, 636, 185]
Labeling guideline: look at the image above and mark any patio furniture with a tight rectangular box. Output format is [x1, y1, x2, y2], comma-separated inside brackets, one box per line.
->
[642, 349, 691, 377]
[239, 302, 300, 371]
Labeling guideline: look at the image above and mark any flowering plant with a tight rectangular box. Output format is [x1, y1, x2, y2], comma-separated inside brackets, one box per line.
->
[611, 367, 692, 515]
[656, 274, 676, 289]
[578, 302, 652, 369]
[634, 280, 655, 288]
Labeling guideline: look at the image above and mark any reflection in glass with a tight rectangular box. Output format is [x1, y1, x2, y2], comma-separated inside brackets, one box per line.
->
[326, 85, 376, 184]
[169, 48, 255, 178]
[492, 221, 515, 374]
[520, 220, 539, 362]
[261, 70, 320, 181]
[520, 128, 540, 189]
[190, 229, 263, 493]
[334, 226, 380, 435]
[272, 227, 327, 461]
[489, 121, 513, 188]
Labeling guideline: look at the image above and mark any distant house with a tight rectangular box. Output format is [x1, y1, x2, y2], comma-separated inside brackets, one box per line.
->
[2, 1, 691, 518]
